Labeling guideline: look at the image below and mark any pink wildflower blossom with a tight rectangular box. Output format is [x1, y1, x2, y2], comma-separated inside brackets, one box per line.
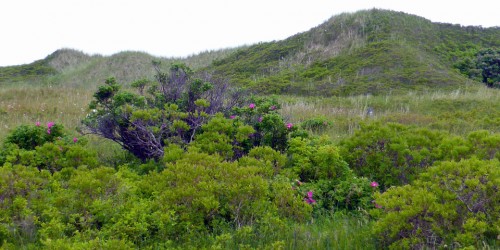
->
[249, 103, 255, 109]
[73, 137, 78, 143]
[47, 129, 51, 134]
[370, 181, 379, 187]
[47, 122, 55, 129]
[230, 115, 236, 119]
[258, 116, 263, 122]
[270, 105, 276, 110]
[286, 123, 293, 129]
[35, 121, 41, 126]
[304, 191, 316, 204]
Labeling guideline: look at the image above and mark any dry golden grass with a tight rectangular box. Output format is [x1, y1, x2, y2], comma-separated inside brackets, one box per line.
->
[0, 85, 94, 141]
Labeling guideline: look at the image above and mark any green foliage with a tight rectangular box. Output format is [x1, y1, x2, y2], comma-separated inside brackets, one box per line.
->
[340, 122, 500, 189]
[5, 123, 64, 150]
[300, 116, 332, 133]
[83, 63, 246, 161]
[455, 48, 500, 88]
[340, 122, 447, 188]
[0, 59, 56, 84]
[208, 9, 500, 96]
[372, 158, 500, 249]
[1, 123, 97, 172]
[285, 136, 376, 214]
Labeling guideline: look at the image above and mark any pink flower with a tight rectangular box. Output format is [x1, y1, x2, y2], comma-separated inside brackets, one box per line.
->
[47, 122, 55, 129]
[73, 137, 78, 143]
[249, 103, 255, 109]
[47, 129, 51, 134]
[35, 121, 41, 126]
[370, 181, 379, 188]
[304, 191, 316, 204]
[270, 105, 276, 111]
[286, 123, 293, 129]
[230, 115, 236, 119]
[258, 116, 263, 122]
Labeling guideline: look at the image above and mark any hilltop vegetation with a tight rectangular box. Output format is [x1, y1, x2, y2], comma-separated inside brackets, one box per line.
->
[209, 9, 500, 95]
[2, 9, 500, 95]
[0, 47, 240, 89]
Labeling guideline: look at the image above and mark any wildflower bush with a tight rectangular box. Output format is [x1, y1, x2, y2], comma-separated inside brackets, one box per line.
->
[0, 122, 97, 172]
[285, 136, 377, 214]
[82, 64, 296, 161]
[372, 158, 500, 249]
[81, 63, 246, 161]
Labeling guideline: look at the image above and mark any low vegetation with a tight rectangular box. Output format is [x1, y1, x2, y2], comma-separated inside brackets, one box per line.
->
[0, 8, 499, 250]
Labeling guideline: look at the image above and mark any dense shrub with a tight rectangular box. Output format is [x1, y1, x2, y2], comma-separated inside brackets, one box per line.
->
[372, 158, 500, 249]
[339, 122, 446, 189]
[82, 63, 246, 161]
[286, 136, 376, 213]
[300, 116, 332, 133]
[0, 123, 97, 172]
[340, 123, 500, 190]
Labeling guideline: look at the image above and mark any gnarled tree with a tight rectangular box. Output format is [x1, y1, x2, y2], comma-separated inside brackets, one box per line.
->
[81, 63, 245, 161]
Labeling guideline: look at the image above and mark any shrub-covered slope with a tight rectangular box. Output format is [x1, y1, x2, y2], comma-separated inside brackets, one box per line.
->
[2, 9, 499, 94]
[209, 9, 500, 95]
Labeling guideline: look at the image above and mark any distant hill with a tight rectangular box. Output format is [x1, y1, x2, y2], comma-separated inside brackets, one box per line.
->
[1, 9, 499, 95]
[0, 47, 240, 88]
[208, 9, 500, 95]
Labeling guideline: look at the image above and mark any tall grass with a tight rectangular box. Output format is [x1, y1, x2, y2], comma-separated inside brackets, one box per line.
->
[2, 82, 499, 143]
[0, 84, 93, 141]
[280, 84, 500, 141]
[168, 214, 375, 249]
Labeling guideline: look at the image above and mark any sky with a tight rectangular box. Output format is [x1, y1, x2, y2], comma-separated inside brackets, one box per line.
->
[1, 0, 499, 66]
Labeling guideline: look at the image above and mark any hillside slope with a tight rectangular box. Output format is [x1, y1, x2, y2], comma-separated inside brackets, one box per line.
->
[0, 47, 239, 88]
[208, 9, 500, 95]
[2, 9, 499, 95]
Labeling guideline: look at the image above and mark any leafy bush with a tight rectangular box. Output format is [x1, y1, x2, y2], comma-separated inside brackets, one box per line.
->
[339, 122, 446, 189]
[5, 122, 64, 150]
[300, 116, 332, 133]
[286, 136, 376, 213]
[372, 158, 500, 249]
[82, 63, 246, 161]
[454, 47, 500, 88]
[0, 123, 97, 172]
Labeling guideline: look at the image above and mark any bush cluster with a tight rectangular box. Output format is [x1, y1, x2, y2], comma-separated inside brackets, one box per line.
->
[1, 63, 499, 249]
[340, 122, 500, 189]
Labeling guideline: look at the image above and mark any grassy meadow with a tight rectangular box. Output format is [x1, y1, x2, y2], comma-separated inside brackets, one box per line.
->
[3, 80, 498, 143]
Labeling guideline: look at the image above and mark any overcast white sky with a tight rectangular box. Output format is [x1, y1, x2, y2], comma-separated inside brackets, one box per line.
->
[1, 0, 499, 66]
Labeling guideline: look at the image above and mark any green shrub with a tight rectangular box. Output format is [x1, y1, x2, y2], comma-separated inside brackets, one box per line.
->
[82, 64, 247, 161]
[1, 123, 97, 172]
[372, 158, 500, 249]
[340, 122, 447, 188]
[5, 122, 64, 150]
[300, 116, 332, 133]
[285, 136, 376, 214]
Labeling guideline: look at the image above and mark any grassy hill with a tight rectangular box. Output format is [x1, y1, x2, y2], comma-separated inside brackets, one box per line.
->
[2, 9, 499, 95]
[208, 9, 500, 95]
[0, 47, 240, 89]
